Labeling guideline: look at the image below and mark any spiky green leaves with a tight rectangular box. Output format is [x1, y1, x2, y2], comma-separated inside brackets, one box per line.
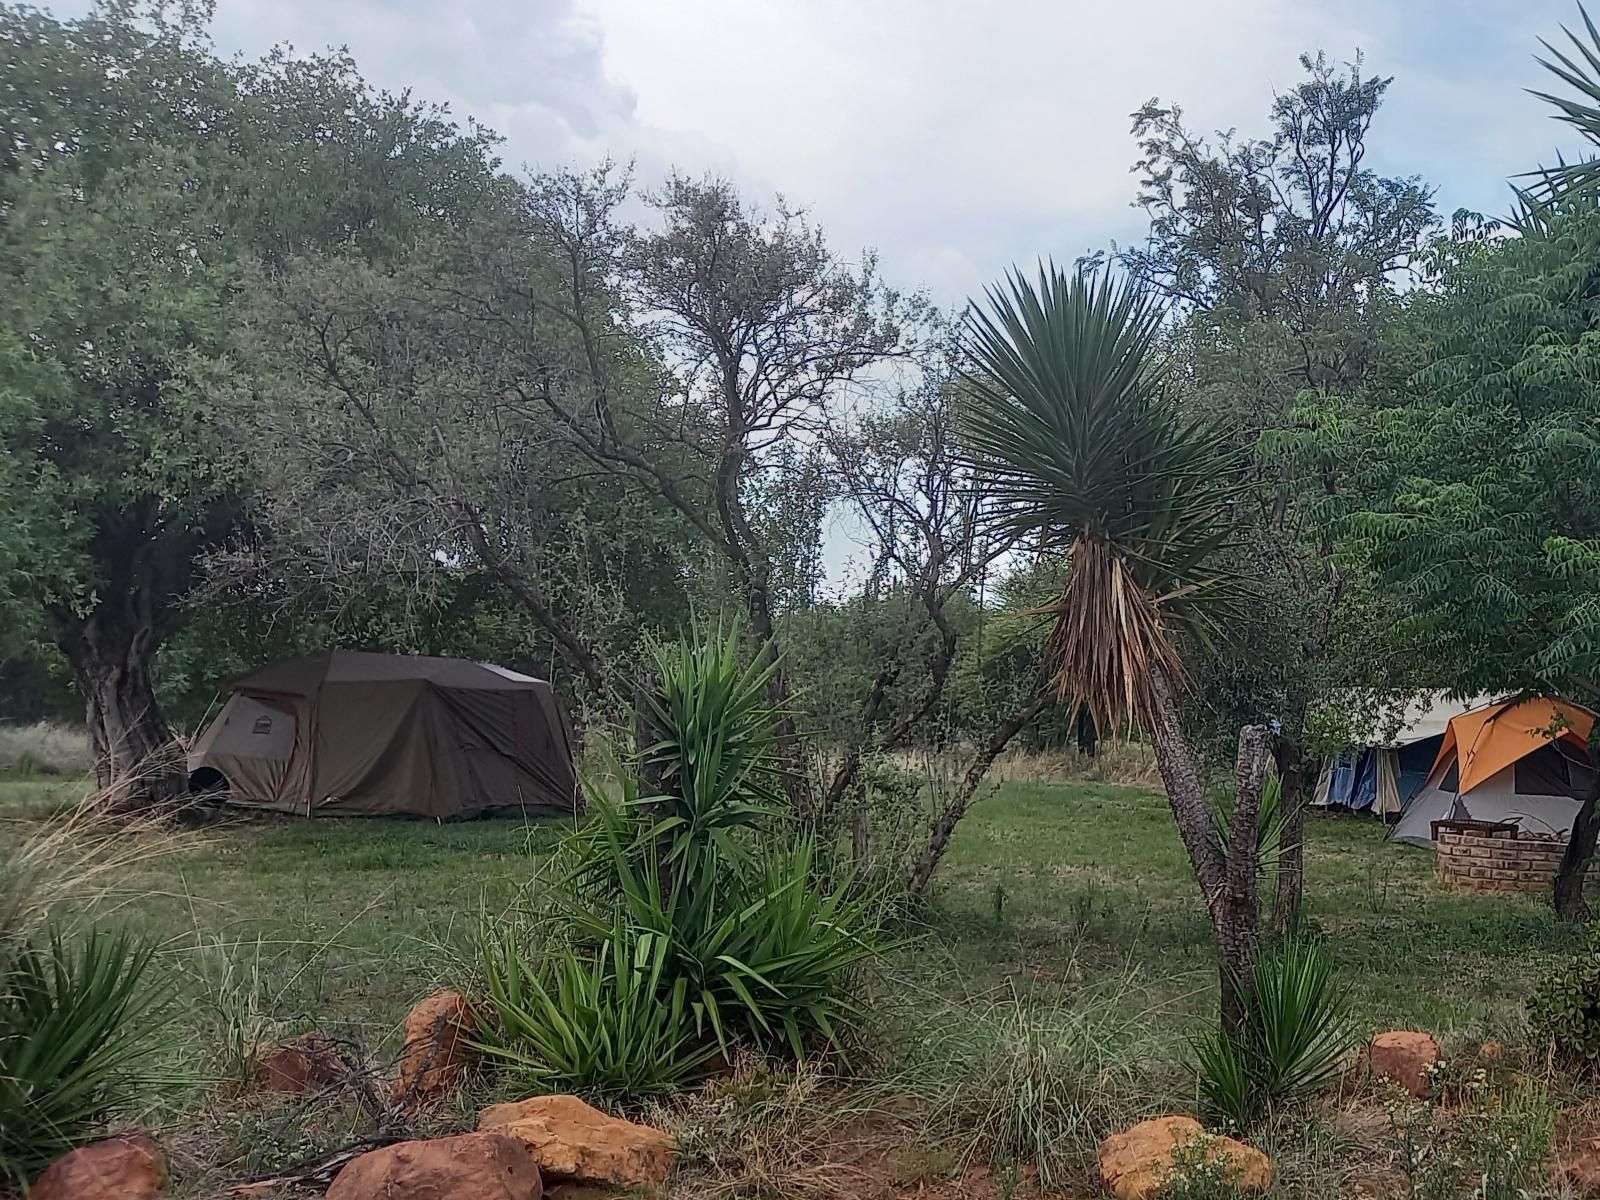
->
[959, 265, 1241, 733]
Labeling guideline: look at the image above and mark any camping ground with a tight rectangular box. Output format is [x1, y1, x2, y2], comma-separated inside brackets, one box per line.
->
[1, 758, 1588, 1198]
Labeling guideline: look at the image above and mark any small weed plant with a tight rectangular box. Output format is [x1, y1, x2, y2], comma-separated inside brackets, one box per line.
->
[1386, 1076, 1555, 1200]
[1158, 1136, 1256, 1200]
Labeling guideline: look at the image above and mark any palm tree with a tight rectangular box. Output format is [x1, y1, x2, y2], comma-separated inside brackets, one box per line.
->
[960, 263, 1269, 1027]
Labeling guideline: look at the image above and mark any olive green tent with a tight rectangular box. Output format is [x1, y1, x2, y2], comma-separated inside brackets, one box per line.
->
[186, 651, 577, 819]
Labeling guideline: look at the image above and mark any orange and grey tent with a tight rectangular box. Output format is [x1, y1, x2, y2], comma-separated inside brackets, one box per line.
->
[186, 651, 578, 819]
[1391, 696, 1596, 846]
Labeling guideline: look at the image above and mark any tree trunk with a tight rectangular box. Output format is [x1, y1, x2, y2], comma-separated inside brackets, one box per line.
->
[1556, 762, 1600, 921]
[906, 692, 1049, 895]
[1145, 669, 1271, 1032]
[1218, 724, 1272, 1031]
[1075, 706, 1098, 757]
[1271, 735, 1308, 935]
[54, 612, 182, 813]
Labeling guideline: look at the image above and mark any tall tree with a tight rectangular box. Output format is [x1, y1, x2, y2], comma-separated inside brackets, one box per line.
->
[1120, 51, 1437, 928]
[1307, 204, 1600, 919]
[961, 264, 1269, 1029]
[0, 2, 504, 804]
[229, 200, 694, 711]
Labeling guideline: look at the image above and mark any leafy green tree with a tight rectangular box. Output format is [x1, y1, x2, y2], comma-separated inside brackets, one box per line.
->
[0, 2, 503, 804]
[1120, 51, 1437, 928]
[960, 264, 1271, 1027]
[1308, 204, 1600, 918]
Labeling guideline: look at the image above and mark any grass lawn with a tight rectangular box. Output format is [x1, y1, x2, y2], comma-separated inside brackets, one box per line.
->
[4, 772, 1577, 1049]
[3, 770, 1588, 1196]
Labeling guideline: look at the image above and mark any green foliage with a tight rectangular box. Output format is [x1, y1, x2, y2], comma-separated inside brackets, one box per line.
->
[476, 631, 886, 1099]
[0, 929, 165, 1185]
[475, 923, 715, 1101]
[1528, 922, 1600, 1062]
[1312, 201, 1600, 704]
[1193, 939, 1356, 1127]
[1387, 1078, 1556, 1200]
[960, 264, 1240, 733]
[0, 2, 510, 787]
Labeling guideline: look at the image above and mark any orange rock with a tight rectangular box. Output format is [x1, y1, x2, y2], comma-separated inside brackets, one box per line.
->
[253, 1032, 346, 1094]
[326, 1132, 542, 1200]
[479, 1094, 677, 1189]
[1361, 1031, 1442, 1097]
[392, 988, 476, 1103]
[30, 1134, 167, 1200]
[1097, 1115, 1272, 1200]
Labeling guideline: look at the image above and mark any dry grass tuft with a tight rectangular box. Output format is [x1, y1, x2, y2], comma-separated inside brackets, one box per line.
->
[988, 741, 1161, 788]
[2, 800, 187, 954]
[0, 721, 91, 777]
[655, 1058, 897, 1200]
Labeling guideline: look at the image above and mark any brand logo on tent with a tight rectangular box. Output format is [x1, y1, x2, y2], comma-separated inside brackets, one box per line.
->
[252, 715, 273, 735]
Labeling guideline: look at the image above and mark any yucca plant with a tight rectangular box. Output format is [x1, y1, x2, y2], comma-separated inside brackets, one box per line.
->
[1192, 938, 1356, 1127]
[1515, 5, 1600, 221]
[1211, 774, 1285, 875]
[474, 921, 717, 1100]
[960, 264, 1264, 1025]
[0, 929, 165, 1184]
[573, 793, 885, 1058]
[630, 621, 787, 888]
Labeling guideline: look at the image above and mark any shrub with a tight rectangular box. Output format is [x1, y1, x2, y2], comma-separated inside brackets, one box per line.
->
[1387, 1077, 1555, 1200]
[1193, 938, 1356, 1127]
[475, 922, 716, 1100]
[0, 929, 164, 1184]
[1528, 922, 1600, 1063]
[476, 626, 888, 1099]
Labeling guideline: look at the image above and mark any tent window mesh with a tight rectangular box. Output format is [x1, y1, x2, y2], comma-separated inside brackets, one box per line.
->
[1514, 742, 1592, 799]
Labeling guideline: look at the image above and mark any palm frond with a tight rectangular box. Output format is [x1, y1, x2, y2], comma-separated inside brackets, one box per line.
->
[1519, 5, 1600, 211]
[960, 263, 1241, 734]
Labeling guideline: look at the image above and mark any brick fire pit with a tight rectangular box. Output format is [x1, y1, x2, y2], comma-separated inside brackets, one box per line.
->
[1433, 819, 1566, 894]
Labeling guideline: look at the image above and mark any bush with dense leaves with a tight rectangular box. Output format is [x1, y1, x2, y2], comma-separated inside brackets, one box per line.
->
[1528, 923, 1600, 1063]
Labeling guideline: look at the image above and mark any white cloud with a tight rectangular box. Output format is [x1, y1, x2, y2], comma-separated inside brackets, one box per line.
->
[41, 0, 1573, 303]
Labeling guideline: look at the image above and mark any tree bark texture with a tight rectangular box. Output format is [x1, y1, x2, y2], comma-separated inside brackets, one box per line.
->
[1271, 734, 1308, 935]
[1219, 723, 1272, 1031]
[1556, 758, 1600, 921]
[1146, 668, 1271, 1032]
[54, 610, 182, 812]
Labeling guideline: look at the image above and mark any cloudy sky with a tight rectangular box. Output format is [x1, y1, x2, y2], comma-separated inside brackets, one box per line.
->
[60, 0, 1597, 307]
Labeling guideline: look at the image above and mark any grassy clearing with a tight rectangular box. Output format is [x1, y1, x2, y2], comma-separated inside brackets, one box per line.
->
[0, 772, 1587, 1196]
